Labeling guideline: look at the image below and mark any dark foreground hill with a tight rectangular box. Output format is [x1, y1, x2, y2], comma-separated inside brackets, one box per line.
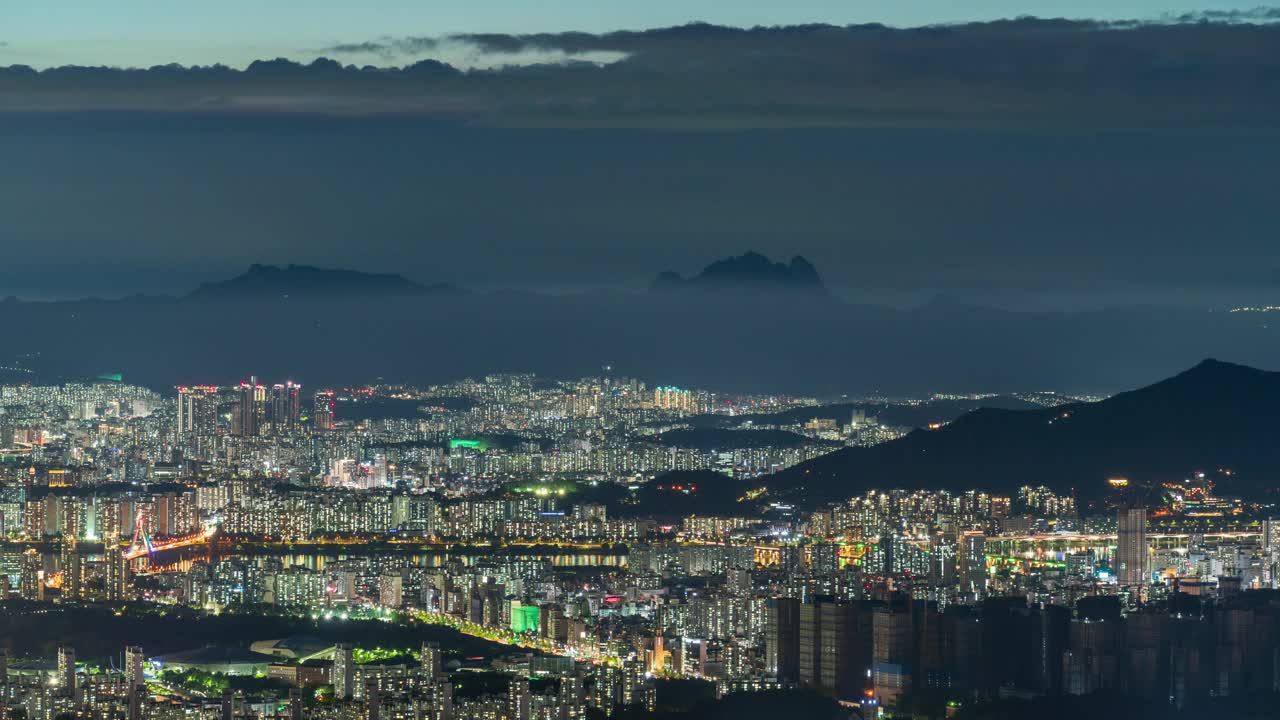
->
[765, 359, 1280, 506]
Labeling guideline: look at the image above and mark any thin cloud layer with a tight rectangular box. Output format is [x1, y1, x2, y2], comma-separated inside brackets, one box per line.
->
[315, 35, 626, 70]
[3, 17, 1280, 127]
[1163, 6, 1280, 22]
[319, 40, 430, 59]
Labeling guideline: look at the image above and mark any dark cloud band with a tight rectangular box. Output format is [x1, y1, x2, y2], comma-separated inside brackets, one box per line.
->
[3, 17, 1280, 127]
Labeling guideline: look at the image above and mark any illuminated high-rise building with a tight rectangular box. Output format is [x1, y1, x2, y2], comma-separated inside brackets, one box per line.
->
[96, 498, 123, 539]
[61, 539, 84, 601]
[332, 643, 354, 699]
[507, 677, 531, 720]
[57, 646, 76, 695]
[104, 534, 131, 601]
[19, 548, 42, 601]
[421, 641, 442, 680]
[1117, 507, 1149, 587]
[653, 386, 696, 414]
[176, 385, 220, 434]
[234, 378, 267, 437]
[364, 678, 380, 720]
[1262, 516, 1280, 588]
[124, 646, 145, 689]
[957, 530, 988, 597]
[314, 390, 336, 431]
[428, 681, 453, 720]
[251, 380, 267, 431]
[559, 675, 583, 708]
[271, 381, 302, 431]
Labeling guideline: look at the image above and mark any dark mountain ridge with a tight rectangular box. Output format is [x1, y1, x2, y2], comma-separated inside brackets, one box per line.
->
[186, 264, 460, 301]
[0, 258, 1276, 398]
[765, 359, 1280, 505]
[651, 252, 825, 295]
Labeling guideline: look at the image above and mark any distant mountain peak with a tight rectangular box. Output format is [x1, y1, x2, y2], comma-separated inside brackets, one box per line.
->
[766, 358, 1280, 506]
[186, 264, 459, 301]
[1133, 357, 1268, 398]
[1183, 357, 1250, 374]
[650, 251, 826, 294]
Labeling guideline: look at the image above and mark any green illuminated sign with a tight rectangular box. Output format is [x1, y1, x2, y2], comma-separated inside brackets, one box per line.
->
[511, 605, 540, 634]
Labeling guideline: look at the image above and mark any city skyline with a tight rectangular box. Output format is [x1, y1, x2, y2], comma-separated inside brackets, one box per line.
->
[0, 360, 1278, 719]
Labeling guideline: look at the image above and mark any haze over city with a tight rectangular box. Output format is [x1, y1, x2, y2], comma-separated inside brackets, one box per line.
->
[2, 3, 1280, 720]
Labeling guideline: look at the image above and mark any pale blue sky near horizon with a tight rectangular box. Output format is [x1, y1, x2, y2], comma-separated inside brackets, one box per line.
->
[0, 0, 1271, 68]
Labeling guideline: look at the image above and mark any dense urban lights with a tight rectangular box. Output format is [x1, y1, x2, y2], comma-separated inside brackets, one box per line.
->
[0, 372, 1276, 720]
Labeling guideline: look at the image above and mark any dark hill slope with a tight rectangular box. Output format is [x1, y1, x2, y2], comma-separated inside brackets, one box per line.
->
[766, 360, 1280, 505]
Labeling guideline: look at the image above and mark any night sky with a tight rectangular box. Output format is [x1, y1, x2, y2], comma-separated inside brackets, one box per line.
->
[3, 2, 1263, 67]
[2, 5, 1279, 309]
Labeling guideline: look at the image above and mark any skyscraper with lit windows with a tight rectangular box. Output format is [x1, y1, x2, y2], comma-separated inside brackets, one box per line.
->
[271, 381, 302, 431]
[314, 390, 336, 430]
[234, 378, 267, 437]
[333, 643, 354, 699]
[176, 385, 220, 434]
[57, 646, 76, 696]
[1117, 506, 1149, 587]
[104, 534, 131, 601]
